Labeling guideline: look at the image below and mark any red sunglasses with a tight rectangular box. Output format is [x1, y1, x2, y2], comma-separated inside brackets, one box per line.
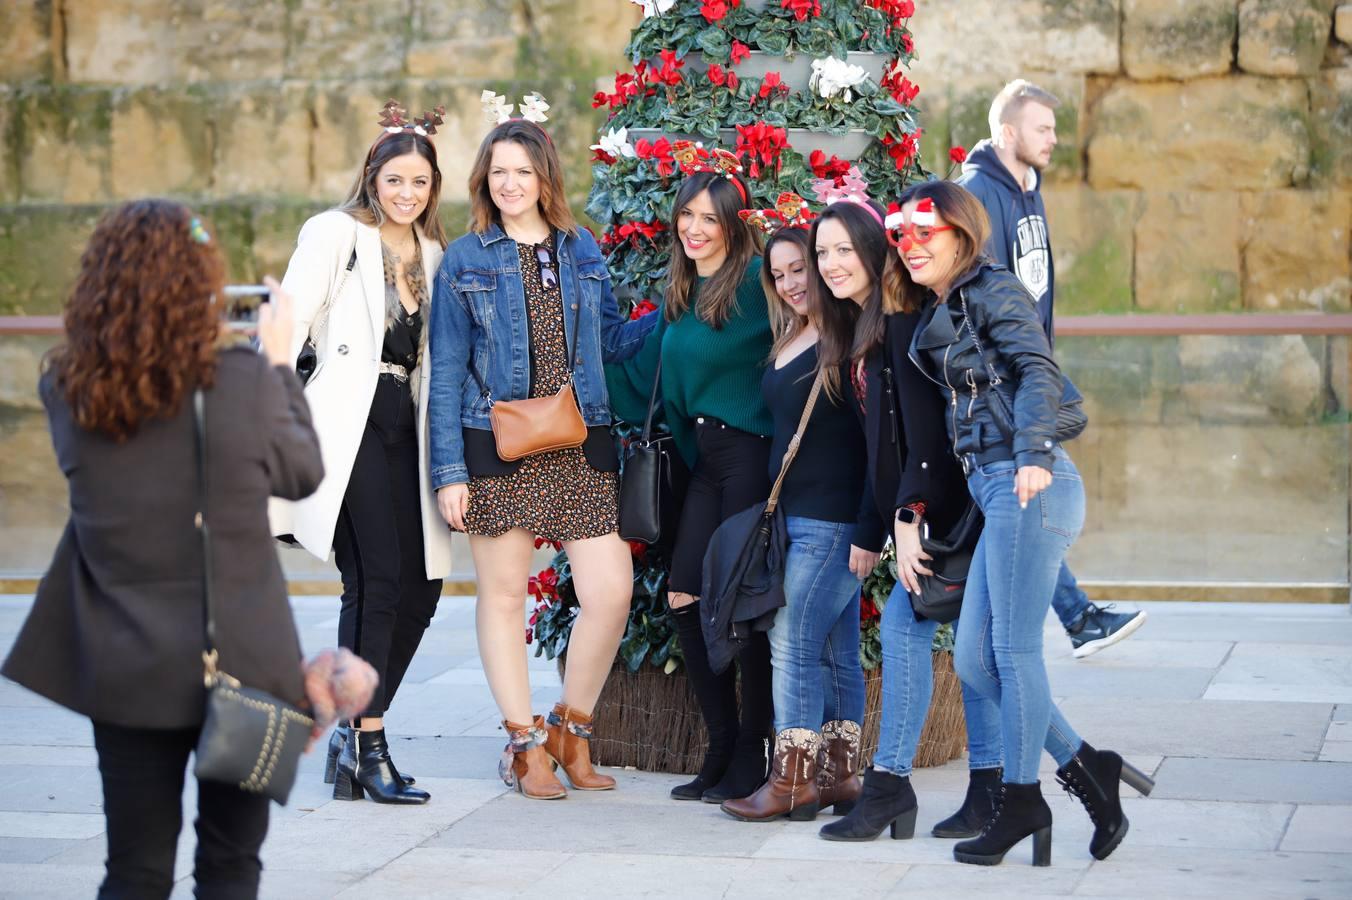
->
[887, 222, 954, 252]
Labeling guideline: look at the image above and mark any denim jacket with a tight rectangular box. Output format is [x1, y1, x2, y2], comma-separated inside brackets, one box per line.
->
[428, 223, 658, 489]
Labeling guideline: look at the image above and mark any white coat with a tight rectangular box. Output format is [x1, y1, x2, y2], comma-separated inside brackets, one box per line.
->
[268, 209, 457, 580]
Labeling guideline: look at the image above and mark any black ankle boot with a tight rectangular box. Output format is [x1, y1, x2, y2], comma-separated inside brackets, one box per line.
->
[701, 731, 770, 803]
[818, 768, 918, 842]
[932, 766, 1002, 838]
[1056, 741, 1155, 860]
[953, 781, 1053, 867]
[333, 729, 430, 805]
[325, 723, 415, 786]
[670, 603, 740, 801]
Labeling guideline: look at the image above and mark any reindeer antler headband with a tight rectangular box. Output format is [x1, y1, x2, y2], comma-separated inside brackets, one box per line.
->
[671, 140, 748, 204]
[378, 99, 446, 136]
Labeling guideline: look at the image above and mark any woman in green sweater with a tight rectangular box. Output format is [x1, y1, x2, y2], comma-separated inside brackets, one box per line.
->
[618, 148, 776, 803]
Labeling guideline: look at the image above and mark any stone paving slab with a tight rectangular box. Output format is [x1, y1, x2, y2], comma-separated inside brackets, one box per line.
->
[1046, 663, 1215, 699]
[1280, 804, 1352, 853]
[1153, 757, 1352, 805]
[1070, 846, 1352, 898]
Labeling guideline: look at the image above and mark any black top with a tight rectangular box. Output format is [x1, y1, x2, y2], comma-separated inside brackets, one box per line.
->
[761, 344, 885, 551]
[382, 308, 421, 372]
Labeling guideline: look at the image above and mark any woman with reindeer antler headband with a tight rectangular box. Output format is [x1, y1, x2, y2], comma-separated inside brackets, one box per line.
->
[714, 190, 890, 826]
[427, 94, 660, 800]
[271, 99, 456, 806]
[607, 141, 780, 805]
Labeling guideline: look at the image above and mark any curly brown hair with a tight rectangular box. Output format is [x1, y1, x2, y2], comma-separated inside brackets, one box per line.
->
[50, 199, 225, 441]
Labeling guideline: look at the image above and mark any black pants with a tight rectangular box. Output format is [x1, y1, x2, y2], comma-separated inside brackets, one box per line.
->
[93, 721, 270, 900]
[668, 418, 774, 753]
[334, 375, 443, 718]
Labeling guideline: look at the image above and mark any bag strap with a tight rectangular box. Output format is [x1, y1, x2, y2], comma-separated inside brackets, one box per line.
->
[765, 368, 825, 515]
[191, 389, 221, 679]
[469, 238, 584, 404]
[639, 355, 663, 443]
[959, 288, 1001, 388]
[308, 244, 357, 351]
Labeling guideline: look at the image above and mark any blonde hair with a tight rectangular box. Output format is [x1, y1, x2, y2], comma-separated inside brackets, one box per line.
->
[989, 79, 1061, 142]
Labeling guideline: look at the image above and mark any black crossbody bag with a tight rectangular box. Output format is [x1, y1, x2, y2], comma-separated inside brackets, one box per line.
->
[189, 389, 313, 805]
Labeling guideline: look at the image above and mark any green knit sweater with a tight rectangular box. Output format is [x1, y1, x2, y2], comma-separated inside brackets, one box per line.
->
[606, 258, 774, 467]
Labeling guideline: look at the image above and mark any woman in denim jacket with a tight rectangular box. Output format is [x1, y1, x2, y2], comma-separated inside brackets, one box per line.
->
[893, 181, 1154, 866]
[428, 119, 657, 800]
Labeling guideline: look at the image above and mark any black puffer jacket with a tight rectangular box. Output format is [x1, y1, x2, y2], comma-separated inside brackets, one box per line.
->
[908, 262, 1064, 473]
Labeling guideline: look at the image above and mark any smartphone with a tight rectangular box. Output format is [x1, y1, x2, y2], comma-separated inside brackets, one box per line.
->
[222, 285, 270, 331]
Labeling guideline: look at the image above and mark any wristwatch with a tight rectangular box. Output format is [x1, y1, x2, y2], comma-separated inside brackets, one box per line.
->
[895, 507, 923, 526]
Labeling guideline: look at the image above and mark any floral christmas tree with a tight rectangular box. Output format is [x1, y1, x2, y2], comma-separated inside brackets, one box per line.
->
[531, 0, 932, 676]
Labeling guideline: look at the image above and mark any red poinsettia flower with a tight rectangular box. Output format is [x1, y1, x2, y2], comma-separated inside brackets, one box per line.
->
[653, 49, 685, 86]
[881, 63, 920, 106]
[635, 137, 677, 177]
[591, 147, 617, 165]
[864, 0, 915, 28]
[901, 33, 914, 55]
[949, 146, 968, 165]
[859, 591, 881, 624]
[809, 149, 853, 184]
[591, 91, 608, 110]
[629, 299, 658, 321]
[628, 540, 649, 559]
[780, 0, 820, 21]
[757, 71, 788, 101]
[700, 0, 731, 22]
[881, 130, 922, 172]
[730, 40, 751, 66]
[707, 63, 727, 87]
[735, 122, 789, 178]
[727, 70, 740, 90]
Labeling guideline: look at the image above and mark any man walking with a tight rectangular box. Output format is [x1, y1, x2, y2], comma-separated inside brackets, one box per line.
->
[960, 79, 1146, 658]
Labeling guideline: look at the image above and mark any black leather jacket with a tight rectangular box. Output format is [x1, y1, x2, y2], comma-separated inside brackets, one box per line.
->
[908, 262, 1064, 473]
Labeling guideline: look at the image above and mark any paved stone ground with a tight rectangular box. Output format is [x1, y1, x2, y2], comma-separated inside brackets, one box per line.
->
[1, 596, 1350, 899]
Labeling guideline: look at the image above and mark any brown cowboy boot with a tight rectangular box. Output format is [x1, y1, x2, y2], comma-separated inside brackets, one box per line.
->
[501, 717, 566, 800]
[817, 720, 863, 815]
[543, 702, 616, 791]
[720, 728, 821, 822]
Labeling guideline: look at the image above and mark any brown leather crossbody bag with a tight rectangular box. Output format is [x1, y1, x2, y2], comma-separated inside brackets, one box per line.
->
[468, 283, 586, 462]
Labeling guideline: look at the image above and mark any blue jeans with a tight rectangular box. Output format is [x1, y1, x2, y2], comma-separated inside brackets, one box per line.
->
[768, 517, 867, 733]
[955, 449, 1085, 783]
[1051, 563, 1091, 627]
[873, 578, 1003, 777]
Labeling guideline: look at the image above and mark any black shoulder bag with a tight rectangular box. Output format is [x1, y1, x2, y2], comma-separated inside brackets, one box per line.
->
[190, 389, 314, 805]
[910, 503, 984, 624]
[617, 356, 690, 547]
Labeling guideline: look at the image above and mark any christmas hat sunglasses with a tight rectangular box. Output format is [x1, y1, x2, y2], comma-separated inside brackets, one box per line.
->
[883, 198, 954, 251]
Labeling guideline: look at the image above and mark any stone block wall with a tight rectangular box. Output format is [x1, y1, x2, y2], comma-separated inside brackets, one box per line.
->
[0, 0, 642, 314]
[908, 0, 1351, 316]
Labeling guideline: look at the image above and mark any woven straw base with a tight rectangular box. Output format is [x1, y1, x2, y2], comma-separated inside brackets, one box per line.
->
[564, 652, 965, 774]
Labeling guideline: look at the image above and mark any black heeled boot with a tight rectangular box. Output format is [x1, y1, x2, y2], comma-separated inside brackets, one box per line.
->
[818, 768, 918, 842]
[701, 731, 770, 803]
[670, 604, 740, 801]
[702, 630, 773, 804]
[324, 723, 415, 786]
[333, 729, 430, 805]
[953, 782, 1053, 867]
[1056, 741, 1155, 860]
[932, 766, 1001, 838]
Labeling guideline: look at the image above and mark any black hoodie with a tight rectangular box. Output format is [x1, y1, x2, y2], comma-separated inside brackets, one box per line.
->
[957, 139, 1055, 342]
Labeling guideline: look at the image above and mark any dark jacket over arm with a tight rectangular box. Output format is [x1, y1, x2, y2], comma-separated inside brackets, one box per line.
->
[2, 347, 322, 729]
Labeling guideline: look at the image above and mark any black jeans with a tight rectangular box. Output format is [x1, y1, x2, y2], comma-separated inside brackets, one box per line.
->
[668, 417, 772, 596]
[334, 375, 443, 718]
[93, 721, 270, 900]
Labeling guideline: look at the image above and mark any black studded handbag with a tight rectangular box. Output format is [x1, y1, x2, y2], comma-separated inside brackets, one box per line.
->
[188, 389, 313, 805]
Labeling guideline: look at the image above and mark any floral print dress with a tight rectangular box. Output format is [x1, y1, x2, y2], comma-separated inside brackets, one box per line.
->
[463, 238, 619, 541]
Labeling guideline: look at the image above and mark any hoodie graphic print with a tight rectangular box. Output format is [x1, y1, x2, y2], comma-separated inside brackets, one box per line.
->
[958, 140, 1055, 340]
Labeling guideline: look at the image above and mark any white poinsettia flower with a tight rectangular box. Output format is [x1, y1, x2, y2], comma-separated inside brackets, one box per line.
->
[810, 56, 870, 103]
[591, 126, 637, 159]
[519, 93, 551, 123]
[480, 89, 513, 124]
[629, 0, 676, 17]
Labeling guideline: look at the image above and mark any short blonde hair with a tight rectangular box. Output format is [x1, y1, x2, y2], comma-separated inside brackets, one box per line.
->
[988, 80, 1060, 141]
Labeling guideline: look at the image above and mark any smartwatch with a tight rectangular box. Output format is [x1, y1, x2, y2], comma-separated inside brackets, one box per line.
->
[895, 507, 923, 526]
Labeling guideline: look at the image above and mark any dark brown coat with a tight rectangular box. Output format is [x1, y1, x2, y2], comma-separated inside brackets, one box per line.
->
[2, 347, 323, 728]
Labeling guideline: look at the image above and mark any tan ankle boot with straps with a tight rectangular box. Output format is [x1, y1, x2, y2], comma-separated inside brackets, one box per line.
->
[502, 717, 567, 800]
[543, 702, 616, 791]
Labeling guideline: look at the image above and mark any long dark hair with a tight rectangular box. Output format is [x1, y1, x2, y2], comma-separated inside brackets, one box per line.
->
[811, 200, 889, 393]
[467, 119, 578, 237]
[883, 180, 991, 314]
[762, 228, 813, 355]
[50, 199, 224, 441]
[339, 132, 448, 248]
[664, 171, 758, 329]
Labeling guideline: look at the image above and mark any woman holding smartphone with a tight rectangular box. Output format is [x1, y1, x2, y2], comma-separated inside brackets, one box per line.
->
[428, 115, 658, 800]
[272, 102, 456, 805]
